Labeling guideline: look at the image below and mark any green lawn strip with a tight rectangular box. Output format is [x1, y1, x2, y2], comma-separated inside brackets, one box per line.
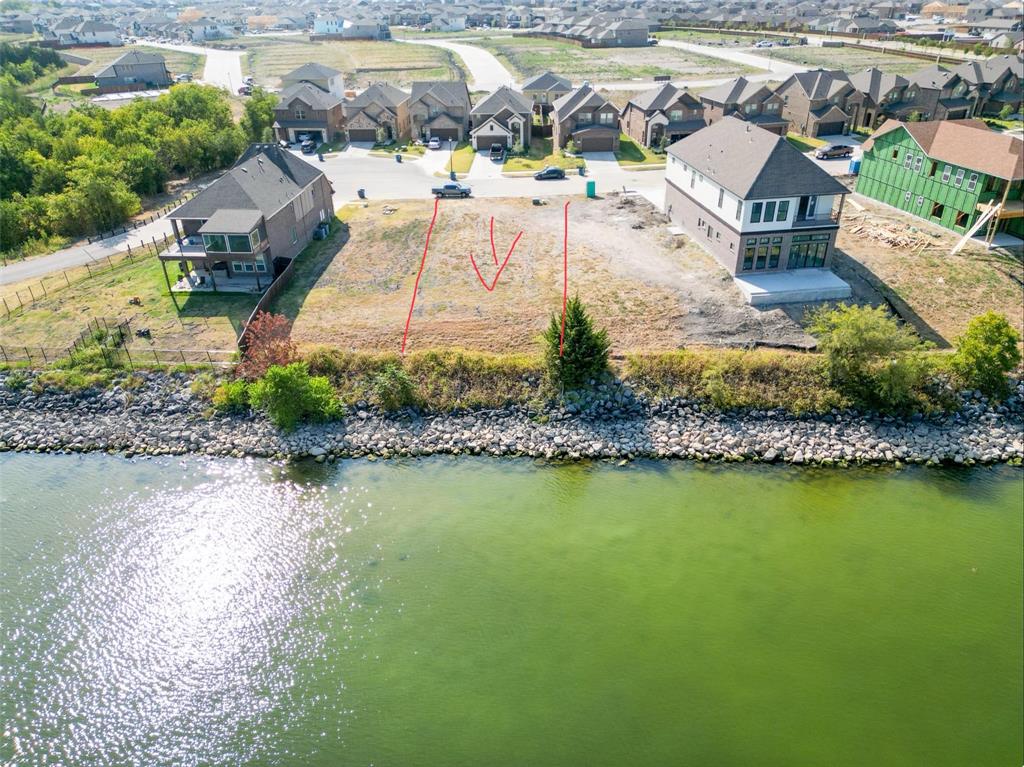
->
[786, 133, 827, 152]
[267, 216, 349, 322]
[368, 142, 426, 158]
[982, 117, 1024, 132]
[444, 142, 476, 173]
[503, 138, 585, 171]
[614, 134, 665, 166]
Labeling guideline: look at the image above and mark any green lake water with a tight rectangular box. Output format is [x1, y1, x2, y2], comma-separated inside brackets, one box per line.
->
[0, 453, 1021, 766]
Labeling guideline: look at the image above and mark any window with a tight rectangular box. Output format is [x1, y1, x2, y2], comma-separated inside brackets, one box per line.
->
[764, 201, 776, 221]
[202, 234, 227, 253]
[765, 102, 778, 112]
[254, 258, 267, 273]
[745, 102, 757, 114]
[294, 108, 306, 120]
[928, 161, 938, 177]
[954, 168, 965, 187]
[290, 226, 298, 244]
[751, 202, 763, 223]
[715, 230, 721, 241]
[776, 200, 789, 221]
[769, 238, 782, 268]
[227, 234, 252, 253]
[891, 148, 899, 160]
[718, 188, 725, 208]
[913, 155, 923, 172]
[931, 202, 944, 218]
[903, 152, 913, 169]
[249, 230, 260, 250]
[941, 165, 952, 182]
[231, 261, 243, 272]
[598, 111, 615, 125]
[707, 225, 714, 240]
[965, 173, 978, 192]
[903, 190, 912, 203]
[735, 199, 742, 221]
[787, 234, 828, 269]
[539, 93, 547, 104]
[669, 109, 683, 122]
[690, 169, 696, 189]
[916, 195, 924, 206]
[242, 262, 255, 273]
[577, 111, 592, 125]
[954, 210, 969, 228]
[742, 238, 756, 271]
[806, 196, 817, 217]
[755, 243, 768, 270]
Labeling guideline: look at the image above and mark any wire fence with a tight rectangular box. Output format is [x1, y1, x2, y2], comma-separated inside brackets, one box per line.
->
[85, 190, 197, 244]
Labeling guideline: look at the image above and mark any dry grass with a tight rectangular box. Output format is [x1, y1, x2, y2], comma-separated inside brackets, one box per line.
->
[768, 45, 929, 77]
[242, 37, 465, 89]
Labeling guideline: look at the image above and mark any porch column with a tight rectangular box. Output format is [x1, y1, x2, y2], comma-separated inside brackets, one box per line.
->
[171, 218, 182, 246]
[837, 194, 846, 224]
[160, 258, 172, 294]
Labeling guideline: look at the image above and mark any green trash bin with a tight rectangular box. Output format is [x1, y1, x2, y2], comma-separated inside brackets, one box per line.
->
[586, 180, 596, 198]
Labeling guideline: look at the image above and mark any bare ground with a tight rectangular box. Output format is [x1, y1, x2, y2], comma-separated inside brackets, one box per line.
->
[288, 195, 815, 354]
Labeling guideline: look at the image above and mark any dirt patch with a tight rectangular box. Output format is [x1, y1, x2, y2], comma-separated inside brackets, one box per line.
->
[288, 195, 814, 354]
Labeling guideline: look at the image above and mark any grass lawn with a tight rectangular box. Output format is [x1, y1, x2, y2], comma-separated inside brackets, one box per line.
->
[786, 133, 827, 152]
[614, 134, 665, 166]
[983, 117, 1024, 132]
[475, 36, 754, 82]
[242, 37, 465, 89]
[0, 254, 256, 351]
[504, 138, 585, 171]
[392, 28, 519, 39]
[445, 142, 476, 173]
[369, 142, 427, 158]
[768, 45, 928, 77]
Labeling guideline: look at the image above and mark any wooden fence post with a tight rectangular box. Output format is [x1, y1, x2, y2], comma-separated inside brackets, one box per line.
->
[40, 347, 47, 363]
[0, 346, 7, 363]
[28, 285, 36, 301]
[40, 281, 47, 297]
[123, 345, 133, 369]
[2, 297, 9, 315]
[64, 271, 70, 287]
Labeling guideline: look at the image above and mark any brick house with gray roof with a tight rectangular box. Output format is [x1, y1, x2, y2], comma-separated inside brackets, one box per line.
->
[551, 83, 621, 151]
[621, 82, 705, 148]
[344, 82, 410, 143]
[699, 77, 788, 136]
[405, 81, 473, 142]
[470, 85, 534, 149]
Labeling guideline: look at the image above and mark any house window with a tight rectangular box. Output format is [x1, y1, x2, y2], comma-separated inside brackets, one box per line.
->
[735, 199, 742, 220]
[669, 109, 682, 121]
[539, 93, 547, 103]
[202, 234, 227, 253]
[718, 188, 725, 208]
[742, 238, 756, 271]
[931, 202, 944, 218]
[242, 262, 256, 273]
[769, 237, 782, 268]
[941, 165, 952, 182]
[577, 112, 592, 125]
[294, 108, 306, 120]
[955, 210, 969, 228]
[715, 230, 721, 241]
[787, 234, 828, 268]
[599, 112, 615, 125]
[707, 225, 714, 239]
[249, 230, 260, 250]
[891, 148, 899, 160]
[254, 258, 267, 272]
[745, 103, 757, 114]
[751, 202, 763, 223]
[755, 237, 769, 269]
[690, 170, 696, 189]
[231, 261, 243, 272]
[764, 201, 776, 221]
[227, 234, 252, 253]
[290, 226, 298, 244]
[903, 153, 913, 169]
[928, 161, 938, 177]
[966, 173, 978, 192]
[776, 200, 789, 221]
[954, 168, 965, 187]
[765, 102, 778, 112]
[913, 155, 923, 172]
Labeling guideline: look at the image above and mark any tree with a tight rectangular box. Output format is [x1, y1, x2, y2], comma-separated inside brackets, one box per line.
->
[237, 312, 297, 380]
[998, 103, 1015, 120]
[542, 296, 611, 390]
[249, 362, 342, 430]
[240, 87, 277, 142]
[950, 312, 1021, 399]
[907, 111, 923, 122]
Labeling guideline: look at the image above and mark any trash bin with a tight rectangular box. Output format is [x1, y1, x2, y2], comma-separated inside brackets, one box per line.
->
[849, 158, 861, 175]
[395, 153, 402, 163]
[318, 153, 324, 162]
[586, 180, 596, 198]
[578, 166, 585, 177]
[449, 170, 457, 181]
[357, 188, 366, 199]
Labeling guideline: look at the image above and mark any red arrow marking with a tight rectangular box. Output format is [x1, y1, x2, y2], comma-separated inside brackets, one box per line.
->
[469, 218, 523, 292]
[401, 196, 440, 354]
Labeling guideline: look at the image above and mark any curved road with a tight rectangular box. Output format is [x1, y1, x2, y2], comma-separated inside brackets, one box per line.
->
[145, 41, 244, 92]
[396, 37, 516, 91]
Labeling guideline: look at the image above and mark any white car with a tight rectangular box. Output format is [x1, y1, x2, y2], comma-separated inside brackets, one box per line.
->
[427, 137, 442, 150]
[755, 40, 773, 48]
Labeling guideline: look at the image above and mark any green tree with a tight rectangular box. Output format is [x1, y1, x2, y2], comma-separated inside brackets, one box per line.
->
[998, 103, 1015, 120]
[249, 362, 342, 430]
[542, 296, 611, 390]
[240, 87, 277, 142]
[949, 312, 1021, 398]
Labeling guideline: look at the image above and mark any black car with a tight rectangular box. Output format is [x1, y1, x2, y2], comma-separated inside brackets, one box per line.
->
[534, 166, 566, 180]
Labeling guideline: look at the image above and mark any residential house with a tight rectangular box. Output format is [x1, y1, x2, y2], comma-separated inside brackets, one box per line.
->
[848, 67, 911, 128]
[184, 19, 233, 42]
[273, 79, 346, 144]
[775, 69, 857, 137]
[664, 117, 852, 303]
[94, 50, 172, 89]
[470, 85, 534, 149]
[344, 82, 410, 143]
[621, 82, 705, 148]
[312, 14, 390, 40]
[699, 76, 788, 135]
[990, 30, 1024, 50]
[164, 144, 335, 292]
[951, 55, 1023, 115]
[521, 71, 572, 119]
[405, 81, 473, 141]
[430, 14, 468, 32]
[0, 12, 35, 33]
[280, 62, 345, 99]
[900, 65, 975, 121]
[551, 83, 620, 151]
[856, 119, 1023, 243]
[57, 20, 122, 46]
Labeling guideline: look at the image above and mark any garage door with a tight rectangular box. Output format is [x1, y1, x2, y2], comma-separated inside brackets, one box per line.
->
[431, 128, 459, 141]
[474, 134, 507, 150]
[348, 128, 377, 142]
[579, 135, 614, 152]
[815, 121, 845, 137]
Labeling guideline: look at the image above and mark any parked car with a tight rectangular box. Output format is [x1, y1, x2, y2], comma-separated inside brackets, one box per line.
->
[427, 137, 442, 150]
[533, 166, 566, 180]
[300, 139, 317, 154]
[237, 85, 252, 96]
[431, 182, 472, 198]
[243, 75, 254, 85]
[754, 40, 773, 48]
[174, 73, 192, 83]
[647, 37, 658, 45]
[489, 143, 505, 161]
[814, 144, 854, 159]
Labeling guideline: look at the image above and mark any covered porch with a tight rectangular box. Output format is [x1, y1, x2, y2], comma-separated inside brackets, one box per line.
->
[163, 208, 273, 294]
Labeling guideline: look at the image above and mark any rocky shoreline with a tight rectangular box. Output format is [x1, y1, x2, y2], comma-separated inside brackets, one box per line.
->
[1, 371, 1022, 466]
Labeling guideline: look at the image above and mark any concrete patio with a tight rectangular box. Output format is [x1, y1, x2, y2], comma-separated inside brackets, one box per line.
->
[735, 268, 852, 306]
[170, 269, 268, 294]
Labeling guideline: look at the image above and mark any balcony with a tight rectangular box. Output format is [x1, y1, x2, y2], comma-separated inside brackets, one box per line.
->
[792, 211, 840, 228]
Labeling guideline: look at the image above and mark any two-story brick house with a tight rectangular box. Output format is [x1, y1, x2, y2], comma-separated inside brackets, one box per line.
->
[621, 83, 705, 148]
[951, 55, 1023, 116]
[847, 67, 911, 129]
[856, 119, 1023, 244]
[279, 62, 345, 98]
[520, 71, 572, 121]
[699, 77, 788, 136]
[551, 83, 621, 151]
[469, 85, 534, 150]
[664, 118, 851, 303]
[901, 65, 974, 122]
[272, 63, 346, 144]
[775, 69, 858, 137]
[94, 50, 172, 89]
[344, 82, 409, 143]
[404, 81, 473, 142]
[163, 144, 334, 292]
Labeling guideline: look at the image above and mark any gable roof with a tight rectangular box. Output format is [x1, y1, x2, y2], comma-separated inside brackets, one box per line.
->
[521, 71, 572, 92]
[699, 76, 767, 105]
[346, 82, 407, 110]
[277, 81, 342, 110]
[471, 85, 532, 116]
[552, 82, 617, 115]
[951, 55, 1021, 86]
[667, 117, 848, 199]
[409, 80, 471, 108]
[628, 82, 701, 112]
[282, 62, 342, 81]
[862, 118, 1024, 180]
[849, 67, 908, 101]
[787, 69, 853, 100]
[908, 64, 956, 89]
[169, 144, 326, 221]
[94, 50, 167, 78]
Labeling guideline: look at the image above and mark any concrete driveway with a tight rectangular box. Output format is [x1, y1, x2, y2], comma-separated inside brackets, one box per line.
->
[805, 134, 863, 177]
[468, 152, 507, 180]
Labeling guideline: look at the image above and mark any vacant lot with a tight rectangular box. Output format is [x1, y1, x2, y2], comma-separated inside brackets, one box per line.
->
[768, 45, 928, 76]
[69, 45, 204, 78]
[242, 37, 465, 88]
[834, 196, 1024, 345]
[282, 196, 815, 354]
[476, 37, 754, 82]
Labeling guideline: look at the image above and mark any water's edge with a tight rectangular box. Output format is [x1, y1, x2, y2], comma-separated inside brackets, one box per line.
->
[2, 371, 1022, 465]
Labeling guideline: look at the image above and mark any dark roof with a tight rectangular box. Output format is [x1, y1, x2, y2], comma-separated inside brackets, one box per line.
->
[409, 80, 471, 108]
[628, 82, 701, 112]
[699, 76, 766, 105]
[521, 71, 572, 92]
[471, 85, 532, 117]
[952, 55, 1022, 85]
[667, 117, 848, 199]
[198, 208, 263, 234]
[277, 81, 341, 110]
[552, 82, 617, 115]
[786, 69, 852, 100]
[346, 82, 407, 110]
[849, 67, 908, 101]
[169, 144, 326, 221]
[908, 64, 956, 89]
[283, 62, 342, 81]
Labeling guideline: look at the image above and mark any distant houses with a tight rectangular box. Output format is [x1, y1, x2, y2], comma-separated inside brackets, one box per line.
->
[273, 65, 346, 145]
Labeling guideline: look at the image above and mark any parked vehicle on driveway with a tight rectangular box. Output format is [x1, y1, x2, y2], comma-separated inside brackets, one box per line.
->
[300, 139, 317, 154]
[814, 144, 854, 159]
[427, 137, 442, 150]
[489, 143, 505, 161]
[174, 73, 192, 83]
[533, 166, 566, 180]
[431, 182, 472, 198]
[237, 85, 252, 96]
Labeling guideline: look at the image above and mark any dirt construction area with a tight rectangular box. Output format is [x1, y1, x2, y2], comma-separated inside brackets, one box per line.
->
[287, 195, 815, 354]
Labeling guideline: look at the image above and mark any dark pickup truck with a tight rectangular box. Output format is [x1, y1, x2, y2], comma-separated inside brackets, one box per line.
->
[431, 182, 472, 198]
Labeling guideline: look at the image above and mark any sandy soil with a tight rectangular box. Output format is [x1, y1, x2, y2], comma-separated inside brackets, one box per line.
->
[288, 195, 815, 354]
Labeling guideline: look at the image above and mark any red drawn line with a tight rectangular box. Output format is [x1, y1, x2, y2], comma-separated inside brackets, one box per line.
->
[401, 196, 440, 354]
[469, 227, 523, 292]
[489, 216, 498, 266]
[559, 200, 570, 357]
